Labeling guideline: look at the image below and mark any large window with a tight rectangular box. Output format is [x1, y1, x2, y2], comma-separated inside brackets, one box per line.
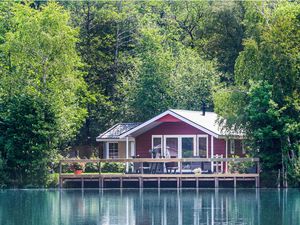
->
[182, 137, 194, 158]
[152, 136, 162, 157]
[198, 136, 208, 158]
[108, 143, 118, 159]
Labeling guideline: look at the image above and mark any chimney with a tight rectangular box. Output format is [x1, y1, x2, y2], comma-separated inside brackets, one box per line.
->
[202, 101, 206, 116]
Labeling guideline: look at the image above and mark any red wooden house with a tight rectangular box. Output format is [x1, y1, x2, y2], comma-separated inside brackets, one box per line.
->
[96, 109, 245, 173]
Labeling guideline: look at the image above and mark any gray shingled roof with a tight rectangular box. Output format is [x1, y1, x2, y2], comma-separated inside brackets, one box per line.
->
[97, 123, 142, 139]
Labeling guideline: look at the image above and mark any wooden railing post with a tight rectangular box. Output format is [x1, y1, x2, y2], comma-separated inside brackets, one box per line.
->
[99, 161, 101, 175]
[59, 161, 62, 188]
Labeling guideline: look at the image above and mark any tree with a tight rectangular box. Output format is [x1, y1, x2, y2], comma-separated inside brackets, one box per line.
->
[64, 1, 140, 144]
[127, 26, 174, 121]
[214, 1, 300, 186]
[172, 47, 218, 111]
[0, 2, 87, 186]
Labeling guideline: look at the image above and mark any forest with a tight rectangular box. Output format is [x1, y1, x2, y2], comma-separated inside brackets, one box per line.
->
[0, 0, 299, 187]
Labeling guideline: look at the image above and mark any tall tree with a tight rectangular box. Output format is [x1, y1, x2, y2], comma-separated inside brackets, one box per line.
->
[0, 2, 87, 186]
[127, 26, 174, 121]
[214, 1, 300, 186]
[64, 1, 140, 143]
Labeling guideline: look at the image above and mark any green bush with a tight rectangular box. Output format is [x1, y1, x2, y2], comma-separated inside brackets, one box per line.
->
[85, 162, 99, 173]
[228, 155, 255, 174]
[101, 162, 125, 173]
[46, 173, 59, 188]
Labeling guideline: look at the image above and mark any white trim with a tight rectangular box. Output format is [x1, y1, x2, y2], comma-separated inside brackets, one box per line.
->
[119, 110, 219, 138]
[105, 142, 109, 159]
[230, 139, 235, 154]
[242, 140, 246, 154]
[125, 137, 129, 172]
[96, 138, 135, 142]
[197, 134, 209, 158]
[225, 139, 228, 173]
[126, 137, 129, 159]
[211, 136, 214, 172]
[130, 141, 135, 157]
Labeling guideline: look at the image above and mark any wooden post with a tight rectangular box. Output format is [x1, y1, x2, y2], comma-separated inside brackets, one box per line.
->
[233, 177, 237, 188]
[177, 178, 180, 188]
[120, 177, 123, 188]
[139, 177, 143, 188]
[59, 161, 62, 189]
[158, 177, 161, 189]
[255, 177, 260, 188]
[180, 161, 182, 174]
[99, 177, 102, 188]
[99, 161, 101, 175]
[81, 178, 84, 189]
[215, 178, 219, 188]
[196, 177, 199, 189]
[126, 137, 129, 173]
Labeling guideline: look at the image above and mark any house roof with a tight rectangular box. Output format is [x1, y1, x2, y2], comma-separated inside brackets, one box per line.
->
[96, 109, 243, 141]
[96, 123, 142, 140]
[170, 109, 225, 136]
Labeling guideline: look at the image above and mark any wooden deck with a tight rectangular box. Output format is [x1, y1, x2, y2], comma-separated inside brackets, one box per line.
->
[59, 158, 260, 188]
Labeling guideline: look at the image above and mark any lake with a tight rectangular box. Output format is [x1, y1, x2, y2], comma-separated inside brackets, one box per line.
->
[0, 189, 299, 225]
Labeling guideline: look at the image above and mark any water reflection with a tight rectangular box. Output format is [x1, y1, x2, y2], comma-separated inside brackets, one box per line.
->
[0, 189, 300, 225]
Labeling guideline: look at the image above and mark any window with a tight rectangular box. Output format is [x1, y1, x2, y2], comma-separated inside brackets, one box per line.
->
[198, 136, 207, 158]
[108, 143, 118, 159]
[230, 140, 235, 154]
[152, 136, 162, 157]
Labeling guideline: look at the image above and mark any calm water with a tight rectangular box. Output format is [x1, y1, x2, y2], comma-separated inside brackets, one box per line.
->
[0, 189, 300, 225]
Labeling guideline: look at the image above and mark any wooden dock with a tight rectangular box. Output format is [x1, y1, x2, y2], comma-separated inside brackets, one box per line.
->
[59, 158, 260, 188]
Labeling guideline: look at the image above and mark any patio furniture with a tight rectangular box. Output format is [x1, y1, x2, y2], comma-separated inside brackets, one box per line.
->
[150, 162, 164, 174]
[165, 162, 178, 174]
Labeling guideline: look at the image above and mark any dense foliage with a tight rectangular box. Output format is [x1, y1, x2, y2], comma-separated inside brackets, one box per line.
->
[0, 0, 299, 187]
[0, 2, 87, 187]
[214, 2, 300, 187]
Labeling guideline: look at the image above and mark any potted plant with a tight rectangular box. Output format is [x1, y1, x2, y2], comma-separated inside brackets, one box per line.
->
[73, 162, 85, 175]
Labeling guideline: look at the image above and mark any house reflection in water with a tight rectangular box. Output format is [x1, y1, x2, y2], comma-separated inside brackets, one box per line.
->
[59, 189, 264, 225]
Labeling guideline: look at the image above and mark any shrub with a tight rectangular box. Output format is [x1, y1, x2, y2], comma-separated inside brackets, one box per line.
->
[85, 162, 99, 173]
[101, 162, 125, 173]
[228, 155, 255, 174]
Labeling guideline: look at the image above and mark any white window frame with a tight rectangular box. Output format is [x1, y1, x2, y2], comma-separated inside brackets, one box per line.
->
[106, 142, 119, 159]
[152, 135, 163, 156]
[196, 134, 209, 158]
[242, 140, 246, 154]
[230, 139, 235, 154]
[163, 135, 196, 158]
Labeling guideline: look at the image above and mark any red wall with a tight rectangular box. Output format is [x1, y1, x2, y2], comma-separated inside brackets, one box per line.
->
[135, 121, 227, 158]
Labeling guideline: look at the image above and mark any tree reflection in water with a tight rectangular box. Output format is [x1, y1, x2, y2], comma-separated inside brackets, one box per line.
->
[0, 189, 300, 225]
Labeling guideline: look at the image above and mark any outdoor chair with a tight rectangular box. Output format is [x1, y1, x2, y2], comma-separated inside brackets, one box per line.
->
[165, 162, 178, 174]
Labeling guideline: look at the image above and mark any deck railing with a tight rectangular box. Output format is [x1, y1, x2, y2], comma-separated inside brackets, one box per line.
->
[59, 157, 260, 176]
